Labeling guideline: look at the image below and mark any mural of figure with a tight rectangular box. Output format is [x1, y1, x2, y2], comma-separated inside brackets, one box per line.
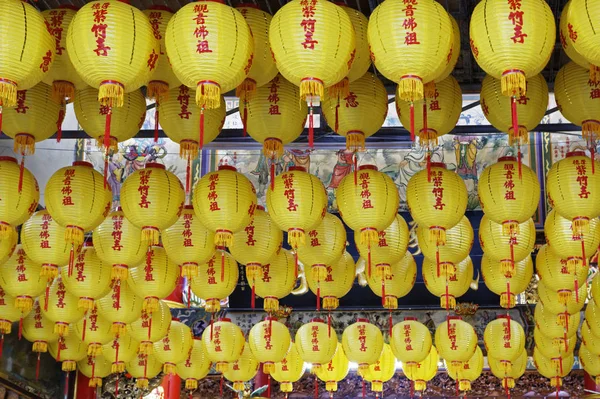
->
[327, 150, 354, 189]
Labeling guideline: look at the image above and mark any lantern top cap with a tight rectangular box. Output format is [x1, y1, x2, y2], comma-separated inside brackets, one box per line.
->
[84, 240, 94, 247]
[496, 315, 510, 320]
[498, 156, 517, 162]
[566, 151, 586, 158]
[217, 317, 231, 322]
[114, 206, 122, 212]
[151, 242, 164, 248]
[216, 246, 226, 251]
[172, 318, 181, 322]
[264, 316, 279, 321]
[358, 165, 378, 171]
[256, 205, 265, 211]
[145, 162, 165, 169]
[236, 3, 261, 9]
[447, 315, 462, 321]
[183, 205, 194, 210]
[288, 166, 307, 172]
[403, 317, 417, 321]
[0, 156, 17, 164]
[430, 162, 447, 169]
[356, 318, 370, 323]
[58, 4, 80, 10]
[147, 5, 174, 12]
[73, 161, 93, 168]
[310, 317, 325, 323]
[218, 165, 237, 172]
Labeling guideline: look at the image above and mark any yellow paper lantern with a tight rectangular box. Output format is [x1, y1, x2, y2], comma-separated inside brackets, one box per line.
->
[547, 151, 600, 235]
[162, 205, 216, 279]
[586, 301, 600, 338]
[0, 287, 28, 336]
[120, 162, 185, 244]
[295, 318, 338, 372]
[201, 317, 245, 373]
[0, 226, 17, 265]
[77, 354, 112, 388]
[41, 7, 87, 103]
[74, 87, 146, 151]
[190, 249, 238, 313]
[60, 243, 112, 311]
[422, 256, 473, 309]
[96, 280, 143, 336]
[436, 15, 460, 83]
[306, 251, 355, 310]
[93, 209, 149, 283]
[538, 279, 585, 319]
[558, 2, 590, 70]
[314, 342, 350, 393]
[102, 330, 140, 373]
[0, 156, 39, 238]
[483, 316, 526, 373]
[0, 245, 47, 314]
[321, 72, 388, 151]
[536, 244, 588, 306]
[244, 75, 307, 159]
[48, 329, 87, 371]
[404, 345, 439, 392]
[224, 344, 260, 391]
[580, 344, 600, 385]
[417, 215, 473, 266]
[127, 244, 179, 313]
[390, 318, 431, 374]
[534, 327, 574, 359]
[127, 299, 172, 355]
[126, 353, 163, 389]
[581, 321, 600, 356]
[533, 347, 574, 388]
[407, 163, 467, 244]
[396, 75, 462, 146]
[342, 318, 384, 375]
[153, 319, 193, 375]
[479, 215, 535, 275]
[434, 317, 477, 367]
[248, 317, 291, 374]
[252, 249, 296, 312]
[193, 165, 257, 247]
[481, 254, 533, 309]
[366, 251, 416, 310]
[22, 300, 59, 356]
[534, 303, 578, 350]
[73, 306, 114, 357]
[0, 0, 54, 107]
[480, 74, 548, 145]
[446, 345, 483, 392]
[489, 350, 527, 391]
[231, 205, 282, 281]
[45, 161, 112, 258]
[336, 4, 370, 85]
[297, 212, 346, 282]
[362, 343, 395, 393]
[177, 338, 211, 391]
[271, 342, 305, 393]
[41, 275, 85, 337]
[567, 0, 600, 79]
[267, 166, 327, 251]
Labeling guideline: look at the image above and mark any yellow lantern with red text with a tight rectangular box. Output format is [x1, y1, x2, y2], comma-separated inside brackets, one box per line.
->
[538, 279, 585, 318]
[96, 280, 143, 336]
[417, 215, 473, 266]
[481, 254, 533, 308]
[73, 306, 114, 357]
[484, 316, 526, 374]
[224, 344, 260, 391]
[422, 256, 473, 309]
[295, 318, 338, 372]
[153, 319, 193, 375]
[271, 342, 305, 394]
[0, 156, 39, 238]
[22, 300, 59, 364]
[127, 353, 163, 389]
[489, 350, 527, 392]
[127, 299, 172, 355]
[533, 347, 574, 388]
[48, 329, 87, 371]
[42, 276, 86, 337]
[77, 354, 112, 388]
[362, 343, 396, 393]
[0, 245, 47, 314]
[435, 317, 477, 367]
[342, 318, 384, 376]
[390, 317, 431, 374]
[0, 287, 28, 338]
[177, 338, 211, 391]
[536, 244, 588, 306]
[102, 331, 140, 373]
[446, 345, 483, 392]
[315, 342, 349, 393]
[202, 317, 245, 373]
[559, 3, 590, 69]
[248, 317, 291, 374]
[306, 251, 355, 310]
[366, 251, 416, 311]
[566, 0, 600, 80]
[580, 344, 600, 386]
[404, 345, 439, 392]
[535, 303, 578, 350]
[534, 327, 574, 359]
[0, 226, 17, 265]
[190, 249, 238, 313]
[252, 249, 296, 312]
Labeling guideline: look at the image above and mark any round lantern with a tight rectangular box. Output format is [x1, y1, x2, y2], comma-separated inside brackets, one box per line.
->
[244, 75, 307, 160]
[271, 342, 305, 394]
[162, 205, 216, 279]
[479, 215, 536, 275]
[45, 161, 112, 267]
[0, 226, 17, 265]
[478, 156, 540, 237]
[295, 318, 338, 372]
[267, 165, 327, 253]
[354, 214, 410, 278]
[586, 301, 600, 338]
[73, 306, 113, 357]
[60, 242, 112, 311]
[126, 353, 163, 389]
[396, 75, 462, 146]
[248, 317, 291, 374]
[559, 2, 590, 70]
[153, 319, 193, 375]
[404, 345, 439, 392]
[142, 7, 181, 103]
[538, 279, 585, 319]
[93, 209, 149, 284]
[580, 344, 600, 385]
[96, 280, 143, 336]
[252, 249, 296, 312]
[535, 304, 578, 350]
[224, 344, 260, 391]
[484, 316, 526, 373]
[533, 347, 574, 388]
[127, 244, 179, 313]
[366, 251, 416, 312]
[42, 276, 85, 337]
[306, 251, 355, 310]
[567, 0, 600, 79]
[48, 330, 87, 371]
[74, 88, 146, 151]
[314, 342, 350, 393]
[436, 15, 461, 83]
[582, 321, 600, 356]
[0, 287, 28, 340]
[120, 162, 185, 244]
[321, 72, 388, 151]
[422, 256, 473, 309]
[77, 354, 112, 388]
[22, 300, 59, 373]
[201, 317, 245, 373]
[127, 299, 172, 355]
[0, 0, 54, 107]
[417, 215, 473, 268]
[480, 74, 548, 145]
[481, 254, 533, 308]
[0, 245, 47, 314]
[446, 345, 483, 392]
[362, 343, 395, 393]
[368, 0, 453, 140]
[190, 249, 238, 313]
[536, 244, 588, 305]
[193, 165, 257, 248]
[390, 318, 431, 374]
[297, 212, 346, 282]
[534, 327, 574, 359]
[547, 151, 600, 235]
[434, 317, 478, 367]
[0, 157, 39, 238]
[407, 163, 467, 244]
[231, 205, 282, 282]
[489, 350, 527, 392]
[177, 338, 211, 392]
[102, 331, 140, 373]
[2, 83, 62, 169]
[342, 318, 384, 375]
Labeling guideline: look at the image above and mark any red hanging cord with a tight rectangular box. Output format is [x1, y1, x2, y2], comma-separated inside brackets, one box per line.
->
[36, 352, 41, 380]
[18, 316, 23, 340]
[219, 375, 223, 396]
[251, 281, 256, 309]
[388, 310, 393, 338]
[185, 157, 191, 198]
[362, 379, 366, 398]
[409, 102, 415, 141]
[64, 372, 70, 398]
[511, 97, 522, 179]
[154, 104, 159, 143]
[270, 159, 275, 191]
[368, 242, 372, 278]
[18, 153, 25, 193]
[57, 102, 66, 143]
[220, 251, 225, 282]
[294, 250, 298, 280]
[316, 281, 321, 311]
[199, 107, 205, 150]
[328, 312, 332, 337]
[309, 100, 314, 148]
[334, 94, 340, 133]
[242, 100, 248, 137]
[103, 108, 112, 189]
[267, 375, 271, 398]
[82, 312, 87, 342]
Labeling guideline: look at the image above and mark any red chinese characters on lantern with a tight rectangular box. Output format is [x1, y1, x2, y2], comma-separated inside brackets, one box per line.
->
[91, 2, 112, 57]
[507, 0, 527, 44]
[39, 50, 53, 73]
[207, 174, 221, 212]
[469, 39, 479, 59]
[111, 285, 121, 310]
[89, 307, 99, 331]
[0, 287, 5, 306]
[213, 325, 222, 352]
[559, 258, 569, 275]
[148, 12, 163, 41]
[193, 4, 213, 54]
[589, 80, 600, 100]
[263, 323, 273, 350]
[447, 322, 458, 350]
[283, 173, 298, 211]
[324, 265, 333, 282]
[429, 89, 441, 111]
[345, 92, 358, 108]
[206, 257, 217, 285]
[360, 173, 374, 209]
[403, 324, 414, 351]
[144, 248, 155, 282]
[504, 163, 516, 201]
[111, 214, 123, 251]
[56, 280, 67, 308]
[137, 354, 147, 367]
[402, 0, 420, 46]
[16, 249, 28, 282]
[268, 77, 281, 115]
[308, 230, 321, 247]
[177, 86, 192, 119]
[262, 264, 271, 283]
[185, 356, 192, 368]
[162, 336, 172, 351]
[74, 252, 86, 282]
[378, 231, 388, 248]
[138, 170, 152, 208]
[45, 10, 67, 55]
[573, 159, 591, 199]
[141, 310, 150, 329]
[299, 0, 318, 50]
[182, 212, 194, 247]
[568, 23, 577, 42]
[431, 171, 446, 210]
[358, 324, 367, 352]
[245, 221, 256, 247]
[311, 325, 320, 351]
[281, 357, 289, 371]
[61, 169, 75, 206]
[15, 91, 29, 114]
[34, 306, 43, 329]
[147, 49, 159, 71]
[502, 321, 512, 348]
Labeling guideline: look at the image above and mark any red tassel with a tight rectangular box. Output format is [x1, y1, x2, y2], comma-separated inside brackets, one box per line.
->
[505, 381, 509, 398]
[582, 237, 587, 267]
[251, 283, 256, 309]
[314, 375, 318, 399]
[591, 142, 596, 174]
[267, 375, 271, 398]
[148, 316, 152, 340]
[220, 251, 225, 282]
[243, 103, 248, 137]
[294, 251, 298, 280]
[115, 280, 121, 310]
[185, 157, 191, 198]
[18, 317, 23, 340]
[389, 310, 393, 338]
[220, 375, 223, 396]
[381, 278, 386, 307]
[44, 283, 50, 312]
[57, 103, 65, 143]
[154, 104, 159, 143]
[445, 283, 450, 311]
[309, 100, 314, 148]
[506, 314, 511, 340]
[409, 102, 415, 141]
[362, 379, 366, 398]
[36, 352, 40, 380]
[575, 278, 580, 303]
[368, 243, 372, 278]
[270, 160, 275, 191]
[18, 154, 24, 193]
[82, 313, 87, 342]
[115, 338, 120, 363]
[199, 107, 205, 150]
[353, 152, 358, 186]
[210, 315, 214, 340]
[103, 109, 112, 189]
[57, 337, 62, 361]
[328, 312, 331, 337]
[436, 246, 440, 277]
[64, 372, 69, 398]
[68, 245, 74, 277]
[316, 283, 321, 311]
[511, 97, 522, 179]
